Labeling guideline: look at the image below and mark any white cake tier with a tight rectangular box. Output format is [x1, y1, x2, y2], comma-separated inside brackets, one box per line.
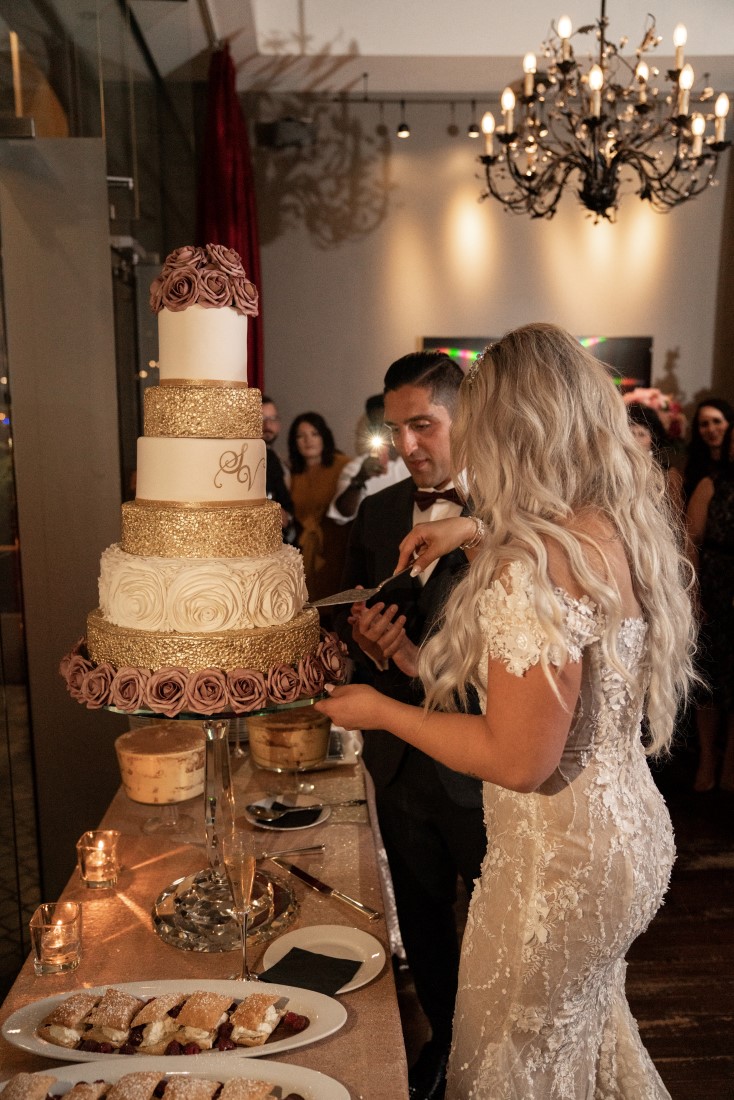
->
[136, 437, 266, 503]
[157, 304, 248, 383]
[99, 543, 308, 633]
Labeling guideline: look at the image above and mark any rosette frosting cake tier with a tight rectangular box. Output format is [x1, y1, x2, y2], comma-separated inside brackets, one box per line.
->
[61, 244, 347, 717]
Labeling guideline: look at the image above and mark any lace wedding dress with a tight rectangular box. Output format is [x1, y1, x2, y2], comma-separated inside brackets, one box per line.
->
[447, 562, 674, 1100]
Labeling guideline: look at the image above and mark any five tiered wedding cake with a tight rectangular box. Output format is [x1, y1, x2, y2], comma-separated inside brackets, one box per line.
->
[60, 244, 345, 716]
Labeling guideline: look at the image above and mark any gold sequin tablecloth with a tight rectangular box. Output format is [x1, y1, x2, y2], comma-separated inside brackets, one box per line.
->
[0, 747, 409, 1099]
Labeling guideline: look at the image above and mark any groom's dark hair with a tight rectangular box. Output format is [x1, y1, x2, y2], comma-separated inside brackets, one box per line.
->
[383, 350, 464, 413]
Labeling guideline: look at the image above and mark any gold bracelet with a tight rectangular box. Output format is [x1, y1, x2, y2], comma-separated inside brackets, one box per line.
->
[460, 515, 486, 550]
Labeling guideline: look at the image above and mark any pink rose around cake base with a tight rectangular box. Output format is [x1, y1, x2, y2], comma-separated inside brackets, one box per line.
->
[58, 633, 348, 719]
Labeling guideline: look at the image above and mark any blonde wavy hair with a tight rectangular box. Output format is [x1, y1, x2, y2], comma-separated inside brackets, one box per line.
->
[419, 322, 696, 756]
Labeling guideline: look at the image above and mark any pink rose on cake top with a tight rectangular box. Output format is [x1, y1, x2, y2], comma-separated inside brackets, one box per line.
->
[60, 245, 346, 717]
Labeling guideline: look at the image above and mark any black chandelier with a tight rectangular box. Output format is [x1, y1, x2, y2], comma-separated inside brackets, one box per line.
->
[479, 1, 731, 221]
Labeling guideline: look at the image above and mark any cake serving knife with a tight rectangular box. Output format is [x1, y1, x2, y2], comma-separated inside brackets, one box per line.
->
[269, 857, 382, 922]
[306, 566, 413, 608]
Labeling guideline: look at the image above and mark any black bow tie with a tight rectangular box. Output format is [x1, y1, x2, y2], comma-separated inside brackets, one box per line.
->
[413, 487, 464, 511]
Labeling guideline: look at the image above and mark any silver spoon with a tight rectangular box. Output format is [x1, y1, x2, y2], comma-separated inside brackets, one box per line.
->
[247, 798, 367, 822]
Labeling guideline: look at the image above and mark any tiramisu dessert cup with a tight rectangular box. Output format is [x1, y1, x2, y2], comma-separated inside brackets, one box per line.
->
[115, 721, 205, 835]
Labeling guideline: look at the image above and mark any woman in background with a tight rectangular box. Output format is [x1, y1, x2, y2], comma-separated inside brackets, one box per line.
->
[683, 398, 733, 501]
[318, 324, 695, 1098]
[687, 425, 734, 792]
[288, 412, 351, 601]
[627, 401, 684, 515]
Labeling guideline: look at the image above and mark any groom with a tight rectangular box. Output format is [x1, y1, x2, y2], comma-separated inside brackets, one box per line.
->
[338, 351, 486, 1100]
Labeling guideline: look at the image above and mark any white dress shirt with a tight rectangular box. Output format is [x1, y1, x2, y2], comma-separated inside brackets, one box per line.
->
[411, 485, 463, 584]
[326, 454, 409, 524]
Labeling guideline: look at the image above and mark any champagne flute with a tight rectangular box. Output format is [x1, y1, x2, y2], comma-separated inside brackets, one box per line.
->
[221, 830, 258, 981]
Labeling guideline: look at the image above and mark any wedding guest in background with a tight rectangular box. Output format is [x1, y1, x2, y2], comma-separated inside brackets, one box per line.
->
[288, 412, 351, 601]
[687, 424, 734, 792]
[683, 397, 734, 501]
[327, 394, 408, 525]
[262, 395, 296, 543]
[627, 401, 683, 515]
[335, 352, 486, 1100]
[319, 324, 696, 1099]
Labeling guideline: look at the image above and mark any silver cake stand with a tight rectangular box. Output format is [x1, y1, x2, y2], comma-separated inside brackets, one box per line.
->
[108, 697, 326, 952]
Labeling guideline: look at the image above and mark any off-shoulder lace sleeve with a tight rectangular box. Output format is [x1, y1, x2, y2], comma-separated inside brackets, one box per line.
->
[476, 560, 601, 677]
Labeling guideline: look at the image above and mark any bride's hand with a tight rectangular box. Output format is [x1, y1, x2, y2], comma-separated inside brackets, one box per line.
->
[314, 683, 385, 731]
[394, 516, 478, 575]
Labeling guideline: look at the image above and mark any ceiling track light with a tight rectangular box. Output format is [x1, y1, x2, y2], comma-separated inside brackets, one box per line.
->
[467, 99, 480, 139]
[396, 100, 410, 139]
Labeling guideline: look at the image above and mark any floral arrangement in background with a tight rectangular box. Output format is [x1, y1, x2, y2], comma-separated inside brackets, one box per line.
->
[622, 387, 688, 442]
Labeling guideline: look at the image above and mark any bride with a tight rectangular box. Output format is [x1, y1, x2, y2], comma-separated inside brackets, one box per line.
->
[316, 323, 696, 1099]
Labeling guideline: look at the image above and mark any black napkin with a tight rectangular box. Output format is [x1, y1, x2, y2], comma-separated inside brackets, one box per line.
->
[259, 946, 362, 995]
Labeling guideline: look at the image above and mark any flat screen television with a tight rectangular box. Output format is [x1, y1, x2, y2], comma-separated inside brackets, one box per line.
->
[422, 335, 652, 390]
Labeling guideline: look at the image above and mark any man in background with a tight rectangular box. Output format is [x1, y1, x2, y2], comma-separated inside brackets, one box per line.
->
[262, 395, 296, 544]
[338, 352, 486, 1100]
[327, 394, 407, 525]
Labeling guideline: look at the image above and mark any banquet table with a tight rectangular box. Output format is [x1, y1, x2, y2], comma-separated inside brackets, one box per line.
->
[0, 736, 409, 1099]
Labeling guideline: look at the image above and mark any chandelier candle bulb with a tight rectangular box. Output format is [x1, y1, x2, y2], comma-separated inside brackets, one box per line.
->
[501, 87, 516, 133]
[523, 53, 536, 97]
[558, 15, 572, 60]
[588, 64, 604, 117]
[635, 61, 649, 104]
[481, 111, 496, 155]
[715, 94, 729, 143]
[677, 64, 694, 117]
[690, 113, 706, 157]
[673, 23, 687, 71]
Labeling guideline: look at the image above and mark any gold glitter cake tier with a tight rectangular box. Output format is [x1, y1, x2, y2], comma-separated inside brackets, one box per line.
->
[144, 385, 263, 438]
[121, 499, 282, 558]
[87, 607, 320, 672]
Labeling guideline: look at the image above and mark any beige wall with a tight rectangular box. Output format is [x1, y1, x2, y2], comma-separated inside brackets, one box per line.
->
[258, 100, 732, 455]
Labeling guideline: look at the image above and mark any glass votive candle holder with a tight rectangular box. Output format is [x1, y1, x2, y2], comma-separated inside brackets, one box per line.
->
[76, 830, 121, 889]
[29, 900, 82, 976]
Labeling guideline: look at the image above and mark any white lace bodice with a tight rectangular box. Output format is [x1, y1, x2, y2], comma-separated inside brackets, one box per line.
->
[447, 561, 674, 1100]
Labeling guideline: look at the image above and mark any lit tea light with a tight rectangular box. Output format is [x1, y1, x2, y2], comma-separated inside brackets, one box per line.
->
[30, 901, 82, 975]
[76, 830, 121, 888]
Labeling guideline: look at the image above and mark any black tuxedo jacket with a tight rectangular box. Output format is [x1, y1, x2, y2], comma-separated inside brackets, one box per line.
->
[338, 477, 482, 808]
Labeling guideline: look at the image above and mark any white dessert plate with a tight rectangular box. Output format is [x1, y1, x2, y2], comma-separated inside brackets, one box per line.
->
[243, 795, 331, 832]
[262, 923, 386, 994]
[0, 1054, 349, 1100]
[1, 979, 346, 1063]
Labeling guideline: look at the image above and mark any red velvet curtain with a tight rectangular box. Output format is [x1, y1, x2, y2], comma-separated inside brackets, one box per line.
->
[196, 44, 263, 390]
